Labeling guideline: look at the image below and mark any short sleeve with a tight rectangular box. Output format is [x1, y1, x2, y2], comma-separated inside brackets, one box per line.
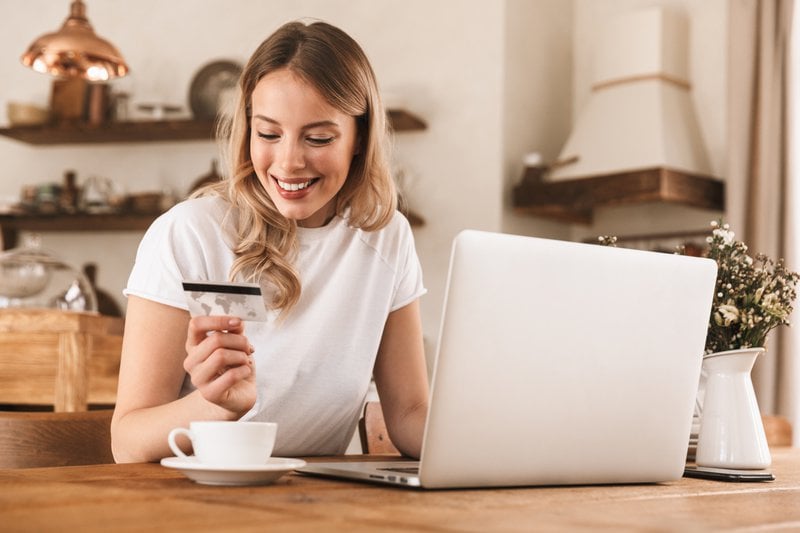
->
[124, 197, 234, 310]
[390, 215, 426, 311]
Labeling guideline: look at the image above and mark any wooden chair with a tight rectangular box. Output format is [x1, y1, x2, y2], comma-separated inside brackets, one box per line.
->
[0, 409, 115, 468]
[0, 309, 123, 412]
[358, 401, 400, 455]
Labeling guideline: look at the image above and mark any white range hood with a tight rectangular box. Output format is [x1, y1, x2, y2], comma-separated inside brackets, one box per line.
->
[548, 7, 714, 182]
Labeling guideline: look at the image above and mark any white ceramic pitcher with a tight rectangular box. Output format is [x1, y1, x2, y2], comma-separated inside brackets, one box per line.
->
[695, 347, 771, 469]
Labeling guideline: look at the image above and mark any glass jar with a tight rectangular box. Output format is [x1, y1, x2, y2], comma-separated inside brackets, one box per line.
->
[0, 235, 97, 312]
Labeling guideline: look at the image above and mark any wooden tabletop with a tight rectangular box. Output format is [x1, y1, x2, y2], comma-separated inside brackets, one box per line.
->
[2, 449, 799, 532]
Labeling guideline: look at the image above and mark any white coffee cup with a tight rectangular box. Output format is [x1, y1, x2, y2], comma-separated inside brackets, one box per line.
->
[167, 421, 277, 466]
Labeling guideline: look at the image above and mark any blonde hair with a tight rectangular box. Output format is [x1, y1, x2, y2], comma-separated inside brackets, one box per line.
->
[201, 20, 396, 312]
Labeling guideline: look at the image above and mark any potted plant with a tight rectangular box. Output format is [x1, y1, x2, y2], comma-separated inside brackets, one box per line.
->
[695, 221, 798, 469]
[703, 220, 799, 354]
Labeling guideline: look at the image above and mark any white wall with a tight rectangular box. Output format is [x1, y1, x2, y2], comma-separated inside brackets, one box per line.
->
[0, 0, 575, 363]
[568, 0, 727, 242]
[501, 0, 573, 240]
[0, 1, 730, 365]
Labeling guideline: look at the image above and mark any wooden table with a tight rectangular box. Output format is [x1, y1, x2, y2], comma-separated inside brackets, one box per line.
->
[1, 449, 799, 531]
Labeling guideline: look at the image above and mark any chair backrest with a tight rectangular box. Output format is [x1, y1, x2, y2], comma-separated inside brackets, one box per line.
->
[0, 409, 114, 468]
[358, 401, 400, 455]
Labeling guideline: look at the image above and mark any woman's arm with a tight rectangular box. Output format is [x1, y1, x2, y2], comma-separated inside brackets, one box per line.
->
[372, 299, 429, 458]
[111, 295, 256, 463]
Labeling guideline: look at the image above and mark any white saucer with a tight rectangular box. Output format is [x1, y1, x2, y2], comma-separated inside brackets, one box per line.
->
[160, 456, 306, 486]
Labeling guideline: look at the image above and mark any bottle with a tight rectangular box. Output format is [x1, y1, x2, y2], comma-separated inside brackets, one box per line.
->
[60, 170, 79, 213]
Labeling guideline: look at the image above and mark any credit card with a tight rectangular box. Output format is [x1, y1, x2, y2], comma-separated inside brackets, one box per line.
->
[182, 280, 269, 322]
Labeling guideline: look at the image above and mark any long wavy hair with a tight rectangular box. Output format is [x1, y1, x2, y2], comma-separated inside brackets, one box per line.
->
[200, 20, 396, 312]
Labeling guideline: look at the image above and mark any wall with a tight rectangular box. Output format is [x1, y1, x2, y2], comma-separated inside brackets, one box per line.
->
[567, 0, 728, 242]
[0, 1, 730, 366]
[501, 0, 729, 249]
[501, 0, 573, 240]
[0, 0, 575, 364]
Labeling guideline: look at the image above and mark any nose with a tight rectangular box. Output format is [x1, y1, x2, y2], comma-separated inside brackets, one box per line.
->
[276, 138, 306, 172]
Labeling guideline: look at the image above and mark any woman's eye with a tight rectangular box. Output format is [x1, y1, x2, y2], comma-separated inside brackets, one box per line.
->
[307, 136, 334, 146]
[257, 132, 280, 141]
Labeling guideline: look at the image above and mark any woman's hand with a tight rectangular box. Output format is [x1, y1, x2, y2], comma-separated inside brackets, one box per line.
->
[184, 316, 257, 417]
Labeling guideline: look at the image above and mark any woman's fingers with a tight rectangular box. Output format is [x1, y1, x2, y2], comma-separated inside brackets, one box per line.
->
[186, 315, 244, 347]
[184, 328, 252, 371]
[181, 315, 257, 413]
[200, 364, 255, 404]
[188, 347, 252, 385]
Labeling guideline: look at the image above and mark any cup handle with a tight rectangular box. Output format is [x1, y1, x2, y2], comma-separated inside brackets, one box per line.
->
[167, 427, 193, 459]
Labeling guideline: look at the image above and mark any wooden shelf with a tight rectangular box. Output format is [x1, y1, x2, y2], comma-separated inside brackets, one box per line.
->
[387, 109, 427, 131]
[0, 205, 425, 250]
[0, 120, 215, 145]
[0, 211, 160, 249]
[0, 109, 426, 146]
[512, 166, 725, 224]
[0, 108, 427, 244]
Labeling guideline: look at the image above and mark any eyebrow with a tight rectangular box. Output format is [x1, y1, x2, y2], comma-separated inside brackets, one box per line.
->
[251, 114, 340, 130]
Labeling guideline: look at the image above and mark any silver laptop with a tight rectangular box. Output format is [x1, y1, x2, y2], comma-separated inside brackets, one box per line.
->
[300, 230, 717, 488]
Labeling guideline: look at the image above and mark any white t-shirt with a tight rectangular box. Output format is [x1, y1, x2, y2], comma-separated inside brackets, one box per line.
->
[125, 196, 426, 456]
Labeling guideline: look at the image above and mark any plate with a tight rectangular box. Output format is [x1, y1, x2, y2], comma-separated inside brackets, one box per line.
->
[188, 60, 242, 119]
[160, 456, 306, 486]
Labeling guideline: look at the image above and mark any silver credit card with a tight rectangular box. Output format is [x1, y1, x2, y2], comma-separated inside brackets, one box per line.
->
[182, 280, 269, 322]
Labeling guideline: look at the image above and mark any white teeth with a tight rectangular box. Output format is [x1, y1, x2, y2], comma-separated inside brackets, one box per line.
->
[277, 179, 313, 191]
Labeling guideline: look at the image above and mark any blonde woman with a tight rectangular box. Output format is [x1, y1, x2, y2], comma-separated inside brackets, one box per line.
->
[111, 20, 429, 462]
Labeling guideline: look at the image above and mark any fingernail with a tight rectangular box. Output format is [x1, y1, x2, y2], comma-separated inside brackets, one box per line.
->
[228, 318, 241, 327]
[249, 344, 255, 354]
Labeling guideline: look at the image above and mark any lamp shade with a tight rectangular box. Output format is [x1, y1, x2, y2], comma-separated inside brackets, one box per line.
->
[20, 0, 129, 82]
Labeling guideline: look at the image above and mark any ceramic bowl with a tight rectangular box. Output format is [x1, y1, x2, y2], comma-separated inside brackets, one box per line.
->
[7, 102, 50, 126]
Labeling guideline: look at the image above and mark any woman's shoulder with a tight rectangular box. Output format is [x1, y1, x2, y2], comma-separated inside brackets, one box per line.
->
[152, 195, 231, 231]
[164, 195, 230, 220]
[349, 210, 416, 255]
[141, 195, 235, 252]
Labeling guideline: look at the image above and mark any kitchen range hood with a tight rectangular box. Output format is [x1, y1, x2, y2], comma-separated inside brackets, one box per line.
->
[514, 7, 724, 223]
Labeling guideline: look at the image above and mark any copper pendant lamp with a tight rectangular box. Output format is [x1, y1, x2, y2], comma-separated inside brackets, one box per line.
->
[20, 0, 129, 81]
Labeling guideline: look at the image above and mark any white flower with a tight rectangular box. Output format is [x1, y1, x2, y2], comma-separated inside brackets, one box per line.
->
[713, 228, 735, 245]
[715, 304, 740, 326]
[761, 293, 788, 319]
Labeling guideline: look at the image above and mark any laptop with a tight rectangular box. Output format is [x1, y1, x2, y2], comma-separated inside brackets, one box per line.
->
[300, 230, 717, 488]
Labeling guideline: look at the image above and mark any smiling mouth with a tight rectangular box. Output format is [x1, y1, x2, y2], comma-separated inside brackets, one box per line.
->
[273, 177, 319, 192]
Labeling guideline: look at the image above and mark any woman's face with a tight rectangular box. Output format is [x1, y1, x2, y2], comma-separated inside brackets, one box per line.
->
[249, 69, 359, 228]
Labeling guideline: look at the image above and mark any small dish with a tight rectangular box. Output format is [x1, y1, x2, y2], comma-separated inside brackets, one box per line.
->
[160, 456, 306, 486]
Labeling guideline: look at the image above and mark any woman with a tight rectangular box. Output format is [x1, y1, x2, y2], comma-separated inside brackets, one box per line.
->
[111, 20, 429, 463]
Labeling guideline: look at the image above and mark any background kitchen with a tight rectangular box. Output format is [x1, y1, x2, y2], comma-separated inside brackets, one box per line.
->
[0, 0, 730, 373]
